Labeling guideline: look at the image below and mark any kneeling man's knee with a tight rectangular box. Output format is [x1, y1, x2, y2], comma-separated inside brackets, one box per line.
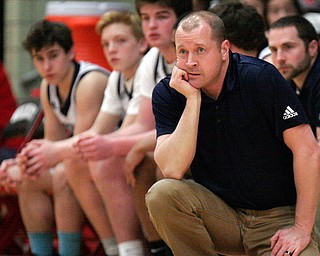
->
[146, 179, 183, 217]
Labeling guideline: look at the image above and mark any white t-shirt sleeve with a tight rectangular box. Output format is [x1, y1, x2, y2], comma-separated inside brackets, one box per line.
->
[100, 71, 123, 115]
[136, 47, 160, 99]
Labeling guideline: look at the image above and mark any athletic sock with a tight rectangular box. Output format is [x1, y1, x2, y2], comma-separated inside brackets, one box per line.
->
[57, 231, 81, 256]
[118, 239, 144, 256]
[101, 237, 118, 256]
[148, 240, 173, 256]
[28, 232, 54, 256]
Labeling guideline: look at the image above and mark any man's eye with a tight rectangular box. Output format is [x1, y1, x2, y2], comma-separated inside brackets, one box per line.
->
[283, 45, 293, 50]
[158, 15, 168, 20]
[49, 54, 58, 59]
[118, 38, 127, 44]
[34, 56, 43, 62]
[141, 16, 150, 22]
[177, 49, 187, 58]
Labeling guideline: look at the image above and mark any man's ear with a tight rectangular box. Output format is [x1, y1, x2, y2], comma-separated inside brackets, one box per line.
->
[68, 46, 75, 61]
[221, 39, 230, 61]
[308, 39, 319, 58]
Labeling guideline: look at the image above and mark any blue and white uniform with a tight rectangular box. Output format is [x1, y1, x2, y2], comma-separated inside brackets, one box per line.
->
[100, 70, 139, 120]
[135, 47, 175, 99]
[48, 61, 110, 134]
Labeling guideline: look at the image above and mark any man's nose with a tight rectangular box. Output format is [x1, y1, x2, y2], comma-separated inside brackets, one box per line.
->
[186, 53, 198, 67]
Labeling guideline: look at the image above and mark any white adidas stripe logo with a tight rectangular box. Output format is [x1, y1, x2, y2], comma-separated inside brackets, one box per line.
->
[283, 106, 298, 120]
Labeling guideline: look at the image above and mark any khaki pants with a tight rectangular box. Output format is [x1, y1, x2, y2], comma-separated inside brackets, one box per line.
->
[146, 179, 319, 256]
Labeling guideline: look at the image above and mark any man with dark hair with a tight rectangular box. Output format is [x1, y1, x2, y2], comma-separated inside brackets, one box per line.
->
[268, 14, 320, 250]
[268, 15, 319, 136]
[0, 20, 112, 256]
[210, 0, 267, 57]
[147, 11, 320, 255]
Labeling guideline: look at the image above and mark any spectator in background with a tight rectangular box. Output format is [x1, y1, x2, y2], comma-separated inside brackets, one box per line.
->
[0, 20, 112, 256]
[73, 1, 193, 255]
[241, 0, 264, 16]
[0, 62, 18, 162]
[267, 15, 320, 250]
[210, 0, 267, 57]
[263, 0, 302, 28]
[298, 0, 320, 13]
[259, 0, 303, 62]
[68, 10, 149, 256]
[193, 0, 212, 10]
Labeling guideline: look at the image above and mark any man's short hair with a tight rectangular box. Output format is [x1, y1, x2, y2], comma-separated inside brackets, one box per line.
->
[176, 11, 226, 47]
[23, 20, 73, 53]
[135, 0, 193, 20]
[270, 15, 318, 48]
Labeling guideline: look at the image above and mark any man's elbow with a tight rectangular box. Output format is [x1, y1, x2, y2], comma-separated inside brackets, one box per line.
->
[154, 146, 187, 179]
[155, 157, 185, 179]
[161, 167, 185, 180]
[156, 160, 185, 180]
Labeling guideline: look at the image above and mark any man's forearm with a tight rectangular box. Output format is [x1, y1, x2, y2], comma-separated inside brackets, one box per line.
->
[294, 149, 320, 234]
[111, 130, 156, 157]
[155, 95, 201, 179]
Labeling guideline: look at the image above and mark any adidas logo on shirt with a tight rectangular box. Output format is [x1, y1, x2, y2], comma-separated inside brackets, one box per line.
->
[283, 106, 298, 120]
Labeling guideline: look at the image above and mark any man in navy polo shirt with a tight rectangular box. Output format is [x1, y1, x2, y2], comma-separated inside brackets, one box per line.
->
[146, 11, 320, 256]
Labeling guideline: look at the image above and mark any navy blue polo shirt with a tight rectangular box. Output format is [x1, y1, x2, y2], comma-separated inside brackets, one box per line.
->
[152, 52, 309, 210]
[290, 55, 320, 136]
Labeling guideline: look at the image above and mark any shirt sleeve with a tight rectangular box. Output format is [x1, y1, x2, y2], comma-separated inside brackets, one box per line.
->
[252, 63, 309, 138]
[152, 76, 185, 138]
[136, 47, 160, 99]
[100, 71, 123, 115]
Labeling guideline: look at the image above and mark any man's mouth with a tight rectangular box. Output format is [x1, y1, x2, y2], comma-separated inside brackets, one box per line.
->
[188, 73, 200, 77]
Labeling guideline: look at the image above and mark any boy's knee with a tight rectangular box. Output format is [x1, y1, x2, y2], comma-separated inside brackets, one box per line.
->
[92, 157, 127, 184]
[53, 164, 72, 194]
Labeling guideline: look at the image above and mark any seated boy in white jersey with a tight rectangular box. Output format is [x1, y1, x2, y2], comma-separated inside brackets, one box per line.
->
[0, 20, 113, 256]
[73, 1, 193, 255]
[68, 11, 150, 256]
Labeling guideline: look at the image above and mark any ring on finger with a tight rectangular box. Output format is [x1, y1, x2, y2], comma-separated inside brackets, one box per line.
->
[285, 251, 293, 255]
